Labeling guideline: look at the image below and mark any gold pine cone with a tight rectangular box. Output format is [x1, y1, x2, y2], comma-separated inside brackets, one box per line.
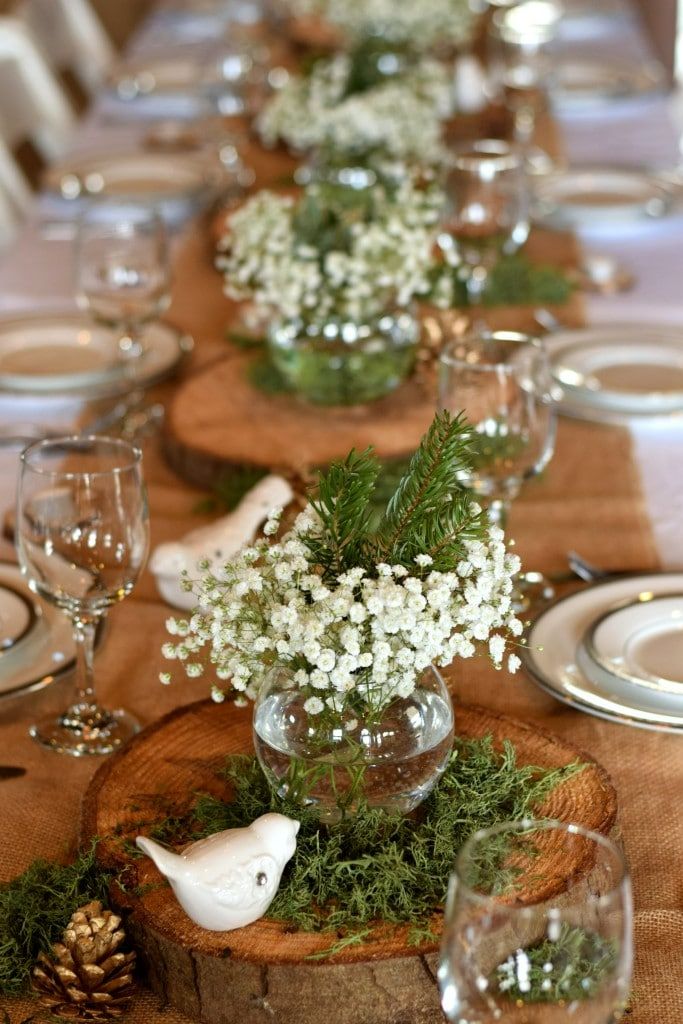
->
[32, 900, 136, 1020]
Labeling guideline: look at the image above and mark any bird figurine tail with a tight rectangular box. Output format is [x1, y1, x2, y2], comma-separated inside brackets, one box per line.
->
[135, 836, 187, 881]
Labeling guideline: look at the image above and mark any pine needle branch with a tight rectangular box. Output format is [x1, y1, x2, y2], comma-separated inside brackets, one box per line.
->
[374, 410, 482, 568]
[306, 448, 381, 581]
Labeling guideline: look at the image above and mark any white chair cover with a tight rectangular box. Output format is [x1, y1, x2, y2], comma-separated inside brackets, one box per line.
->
[0, 17, 76, 162]
[16, 0, 115, 95]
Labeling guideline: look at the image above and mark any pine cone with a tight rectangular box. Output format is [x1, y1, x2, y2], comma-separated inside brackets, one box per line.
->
[32, 900, 136, 1020]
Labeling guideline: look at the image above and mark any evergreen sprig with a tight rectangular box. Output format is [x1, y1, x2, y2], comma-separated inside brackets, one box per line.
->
[307, 448, 381, 581]
[374, 410, 483, 568]
[301, 410, 482, 579]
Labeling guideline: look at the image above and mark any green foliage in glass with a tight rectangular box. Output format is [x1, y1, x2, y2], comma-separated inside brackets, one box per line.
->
[434, 253, 573, 309]
[493, 922, 619, 1004]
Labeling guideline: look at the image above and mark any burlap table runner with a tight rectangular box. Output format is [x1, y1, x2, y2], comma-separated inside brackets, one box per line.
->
[1, 116, 680, 1024]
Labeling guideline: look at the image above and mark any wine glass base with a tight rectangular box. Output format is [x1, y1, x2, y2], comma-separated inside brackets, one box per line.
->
[513, 571, 555, 614]
[30, 705, 140, 757]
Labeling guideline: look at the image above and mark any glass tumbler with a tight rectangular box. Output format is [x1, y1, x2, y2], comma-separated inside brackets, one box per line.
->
[439, 820, 633, 1023]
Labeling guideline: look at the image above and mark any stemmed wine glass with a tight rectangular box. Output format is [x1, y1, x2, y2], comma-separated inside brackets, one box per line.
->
[489, 1, 562, 152]
[440, 140, 529, 312]
[439, 329, 556, 607]
[76, 203, 171, 362]
[16, 436, 150, 756]
[439, 820, 633, 1023]
[439, 329, 555, 528]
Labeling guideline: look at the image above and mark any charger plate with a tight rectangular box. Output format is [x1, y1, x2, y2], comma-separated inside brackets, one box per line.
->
[584, 593, 683, 695]
[0, 312, 192, 397]
[108, 57, 223, 100]
[552, 59, 666, 112]
[0, 562, 76, 702]
[44, 152, 212, 205]
[523, 573, 683, 732]
[546, 324, 683, 420]
[533, 167, 675, 230]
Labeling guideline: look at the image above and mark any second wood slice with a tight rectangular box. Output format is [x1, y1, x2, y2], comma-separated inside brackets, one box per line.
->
[81, 699, 616, 1024]
[164, 351, 437, 486]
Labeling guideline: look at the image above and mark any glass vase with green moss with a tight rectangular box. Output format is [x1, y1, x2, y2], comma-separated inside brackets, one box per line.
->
[267, 311, 419, 406]
[253, 664, 454, 822]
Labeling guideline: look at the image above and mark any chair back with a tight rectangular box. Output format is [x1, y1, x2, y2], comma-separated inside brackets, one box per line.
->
[16, 0, 115, 95]
[0, 17, 75, 163]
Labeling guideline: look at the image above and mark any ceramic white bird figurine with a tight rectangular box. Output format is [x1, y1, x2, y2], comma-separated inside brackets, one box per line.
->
[136, 813, 300, 931]
[149, 474, 293, 609]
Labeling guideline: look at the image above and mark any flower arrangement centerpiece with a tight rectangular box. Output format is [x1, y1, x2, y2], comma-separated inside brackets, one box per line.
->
[217, 176, 444, 404]
[283, 0, 475, 54]
[162, 412, 523, 821]
[257, 42, 452, 168]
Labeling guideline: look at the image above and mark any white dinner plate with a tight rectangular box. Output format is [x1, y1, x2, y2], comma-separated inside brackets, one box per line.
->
[0, 582, 35, 652]
[523, 573, 683, 732]
[0, 313, 193, 397]
[0, 562, 76, 702]
[545, 325, 683, 419]
[584, 593, 683, 695]
[44, 152, 212, 205]
[109, 57, 219, 100]
[533, 167, 675, 230]
[551, 59, 666, 112]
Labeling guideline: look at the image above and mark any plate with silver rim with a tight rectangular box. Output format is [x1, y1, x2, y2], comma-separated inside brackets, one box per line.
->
[44, 152, 213, 205]
[0, 312, 193, 397]
[533, 166, 676, 230]
[545, 324, 683, 419]
[522, 573, 683, 732]
[0, 562, 76, 702]
[551, 59, 666, 112]
[584, 593, 683, 696]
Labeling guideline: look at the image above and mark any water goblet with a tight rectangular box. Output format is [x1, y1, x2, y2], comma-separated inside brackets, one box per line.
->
[489, 1, 562, 149]
[439, 329, 555, 528]
[438, 329, 556, 608]
[440, 140, 529, 311]
[16, 436, 150, 756]
[439, 819, 633, 1023]
[76, 203, 171, 361]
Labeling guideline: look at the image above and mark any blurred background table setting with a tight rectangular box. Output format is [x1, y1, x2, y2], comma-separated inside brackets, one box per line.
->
[0, 0, 681, 1022]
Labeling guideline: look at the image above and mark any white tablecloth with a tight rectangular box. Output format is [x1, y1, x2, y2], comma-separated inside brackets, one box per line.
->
[0, 0, 682, 566]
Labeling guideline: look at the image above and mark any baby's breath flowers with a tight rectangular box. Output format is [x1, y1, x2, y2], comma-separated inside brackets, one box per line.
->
[257, 51, 452, 164]
[162, 412, 523, 718]
[217, 178, 444, 326]
[284, 0, 475, 52]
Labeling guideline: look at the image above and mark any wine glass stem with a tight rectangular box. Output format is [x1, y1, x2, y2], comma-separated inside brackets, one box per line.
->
[513, 107, 535, 147]
[466, 266, 489, 325]
[72, 615, 99, 707]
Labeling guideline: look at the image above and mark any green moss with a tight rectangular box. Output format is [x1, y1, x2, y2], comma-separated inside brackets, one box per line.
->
[0, 843, 111, 996]
[190, 737, 582, 947]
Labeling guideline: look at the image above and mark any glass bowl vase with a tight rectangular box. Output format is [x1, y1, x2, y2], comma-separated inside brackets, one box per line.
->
[267, 311, 419, 406]
[253, 664, 455, 822]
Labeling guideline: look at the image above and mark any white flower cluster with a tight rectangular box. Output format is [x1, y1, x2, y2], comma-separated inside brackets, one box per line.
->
[285, 0, 475, 51]
[257, 53, 452, 164]
[217, 181, 443, 324]
[161, 505, 523, 715]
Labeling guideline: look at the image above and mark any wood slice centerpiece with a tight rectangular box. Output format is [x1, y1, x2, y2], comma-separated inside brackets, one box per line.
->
[81, 699, 616, 1024]
[163, 350, 438, 487]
